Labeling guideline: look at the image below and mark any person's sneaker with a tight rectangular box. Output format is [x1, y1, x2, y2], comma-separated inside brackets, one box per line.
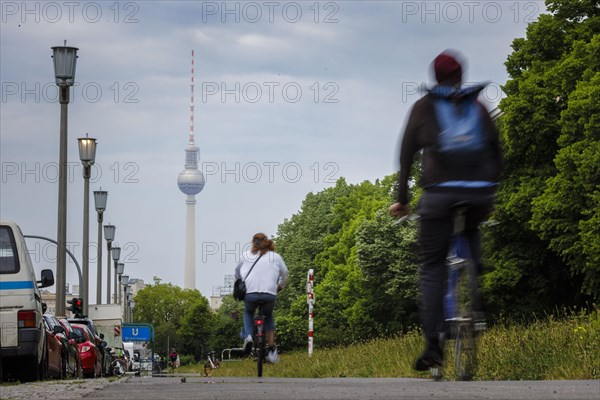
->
[266, 347, 279, 364]
[243, 335, 253, 355]
[413, 348, 443, 371]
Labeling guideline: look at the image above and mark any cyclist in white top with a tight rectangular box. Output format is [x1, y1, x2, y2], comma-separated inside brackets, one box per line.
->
[234, 233, 289, 363]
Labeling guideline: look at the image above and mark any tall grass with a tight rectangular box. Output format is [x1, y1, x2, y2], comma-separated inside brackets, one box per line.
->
[179, 309, 599, 380]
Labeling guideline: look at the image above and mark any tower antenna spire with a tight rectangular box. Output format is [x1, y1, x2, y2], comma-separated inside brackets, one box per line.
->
[189, 49, 195, 145]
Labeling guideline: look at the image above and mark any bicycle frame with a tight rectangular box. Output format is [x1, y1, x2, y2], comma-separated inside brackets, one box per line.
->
[431, 207, 484, 381]
[253, 307, 266, 377]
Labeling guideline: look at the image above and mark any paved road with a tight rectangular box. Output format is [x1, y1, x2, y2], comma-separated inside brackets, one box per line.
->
[2, 376, 598, 400]
[85, 376, 598, 400]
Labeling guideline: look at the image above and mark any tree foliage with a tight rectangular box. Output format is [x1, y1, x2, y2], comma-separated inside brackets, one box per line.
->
[485, 0, 600, 310]
[274, 175, 420, 348]
[133, 277, 215, 359]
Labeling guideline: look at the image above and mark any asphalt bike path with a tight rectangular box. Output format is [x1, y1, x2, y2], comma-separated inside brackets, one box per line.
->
[84, 376, 599, 400]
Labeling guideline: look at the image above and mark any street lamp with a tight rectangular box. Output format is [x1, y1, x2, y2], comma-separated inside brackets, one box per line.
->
[116, 263, 125, 304]
[130, 300, 136, 323]
[111, 245, 121, 305]
[126, 289, 133, 322]
[52, 40, 78, 316]
[93, 189, 107, 304]
[121, 280, 129, 322]
[78, 134, 96, 316]
[104, 225, 116, 304]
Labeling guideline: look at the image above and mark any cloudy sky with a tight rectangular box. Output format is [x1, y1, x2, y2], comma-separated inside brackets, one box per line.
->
[1, 0, 545, 302]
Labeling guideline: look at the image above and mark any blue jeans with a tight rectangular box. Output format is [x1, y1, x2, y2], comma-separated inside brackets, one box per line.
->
[242, 292, 276, 339]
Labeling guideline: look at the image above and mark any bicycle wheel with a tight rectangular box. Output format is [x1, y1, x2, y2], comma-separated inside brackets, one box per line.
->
[111, 359, 126, 376]
[256, 336, 264, 377]
[454, 321, 476, 380]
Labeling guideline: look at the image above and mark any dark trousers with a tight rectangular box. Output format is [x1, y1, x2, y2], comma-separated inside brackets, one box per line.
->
[417, 188, 495, 340]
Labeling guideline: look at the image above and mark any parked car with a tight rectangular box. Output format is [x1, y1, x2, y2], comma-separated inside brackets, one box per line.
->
[0, 220, 54, 382]
[44, 314, 81, 379]
[70, 323, 103, 378]
[42, 316, 64, 379]
[57, 317, 83, 378]
[68, 317, 112, 375]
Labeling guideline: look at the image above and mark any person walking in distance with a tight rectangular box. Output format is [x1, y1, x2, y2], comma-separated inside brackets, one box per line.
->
[169, 348, 178, 372]
[389, 50, 502, 371]
[235, 233, 289, 364]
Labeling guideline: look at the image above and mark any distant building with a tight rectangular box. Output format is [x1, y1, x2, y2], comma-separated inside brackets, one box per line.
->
[41, 289, 77, 317]
[128, 278, 146, 298]
[209, 275, 234, 311]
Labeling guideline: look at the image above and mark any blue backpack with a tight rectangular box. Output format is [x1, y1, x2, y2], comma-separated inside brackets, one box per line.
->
[431, 86, 487, 164]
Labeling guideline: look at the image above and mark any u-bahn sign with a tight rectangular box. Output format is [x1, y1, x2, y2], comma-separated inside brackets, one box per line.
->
[122, 324, 153, 342]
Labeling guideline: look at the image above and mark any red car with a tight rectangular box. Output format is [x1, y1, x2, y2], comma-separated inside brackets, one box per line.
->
[71, 323, 103, 378]
[42, 316, 64, 379]
[56, 316, 84, 378]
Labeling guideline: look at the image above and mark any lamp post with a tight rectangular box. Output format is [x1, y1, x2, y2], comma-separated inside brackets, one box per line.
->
[121, 275, 129, 321]
[126, 290, 133, 323]
[77, 134, 96, 316]
[130, 300, 136, 323]
[93, 190, 107, 304]
[116, 263, 124, 304]
[104, 226, 116, 304]
[111, 246, 121, 306]
[52, 41, 78, 315]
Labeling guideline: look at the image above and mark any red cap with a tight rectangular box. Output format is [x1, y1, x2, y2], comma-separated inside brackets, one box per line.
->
[434, 52, 463, 84]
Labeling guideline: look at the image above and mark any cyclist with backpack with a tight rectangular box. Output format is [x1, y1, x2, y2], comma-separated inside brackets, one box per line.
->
[389, 50, 502, 371]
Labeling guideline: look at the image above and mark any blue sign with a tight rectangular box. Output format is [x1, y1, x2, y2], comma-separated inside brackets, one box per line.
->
[122, 325, 152, 342]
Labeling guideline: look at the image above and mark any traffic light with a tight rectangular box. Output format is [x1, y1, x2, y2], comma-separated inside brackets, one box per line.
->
[67, 297, 83, 317]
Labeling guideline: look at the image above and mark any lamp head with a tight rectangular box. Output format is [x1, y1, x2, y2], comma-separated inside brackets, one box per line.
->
[93, 190, 108, 212]
[78, 134, 97, 164]
[52, 41, 78, 86]
[104, 224, 116, 242]
[111, 246, 121, 261]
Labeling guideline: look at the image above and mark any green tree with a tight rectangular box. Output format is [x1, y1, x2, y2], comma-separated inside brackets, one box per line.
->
[133, 277, 214, 358]
[206, 296, 245, 353]
[484, 0, 599, 312]
[356, 209, 420, 336]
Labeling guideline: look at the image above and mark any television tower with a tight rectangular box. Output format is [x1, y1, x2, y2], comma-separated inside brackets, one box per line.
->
[177, 50, 205, 289]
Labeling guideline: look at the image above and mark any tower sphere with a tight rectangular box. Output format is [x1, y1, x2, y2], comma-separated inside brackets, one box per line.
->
[178, 168, 205, 195]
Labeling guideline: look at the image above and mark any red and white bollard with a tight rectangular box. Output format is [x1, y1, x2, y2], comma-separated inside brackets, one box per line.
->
[307, 269, 315, 357]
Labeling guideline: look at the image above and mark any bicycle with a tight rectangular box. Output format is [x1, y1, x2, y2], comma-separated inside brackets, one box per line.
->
[203, 350, 220, 377]
[110, 357, 127, 377]
[397, 205, 486, 381]
[252, 304, 267, 377]
[242, 302, 272, 377]
[430, 205, 486, 381]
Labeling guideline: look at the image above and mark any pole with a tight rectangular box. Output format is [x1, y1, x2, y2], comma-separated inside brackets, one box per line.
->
[82, 164, 91, 315]
[55, 85, 69, 316]
[96, 211, 103, 305]
[106, 243, 112, 304]
[24, 235, 82, 290]
[307, 269, 315, 357]
[113, 262, 118, 304]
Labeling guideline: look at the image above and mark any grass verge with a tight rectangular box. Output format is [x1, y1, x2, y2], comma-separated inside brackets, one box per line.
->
[178, 309, 599, 380]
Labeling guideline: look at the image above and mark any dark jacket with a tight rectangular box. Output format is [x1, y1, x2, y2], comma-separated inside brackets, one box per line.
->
[397, 85, 502, 204]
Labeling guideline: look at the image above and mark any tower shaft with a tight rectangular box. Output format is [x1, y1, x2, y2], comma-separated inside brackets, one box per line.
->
[184, 195, 196, 289]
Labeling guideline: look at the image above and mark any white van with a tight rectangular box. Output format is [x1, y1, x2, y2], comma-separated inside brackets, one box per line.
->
[0, 220, 54, 382]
